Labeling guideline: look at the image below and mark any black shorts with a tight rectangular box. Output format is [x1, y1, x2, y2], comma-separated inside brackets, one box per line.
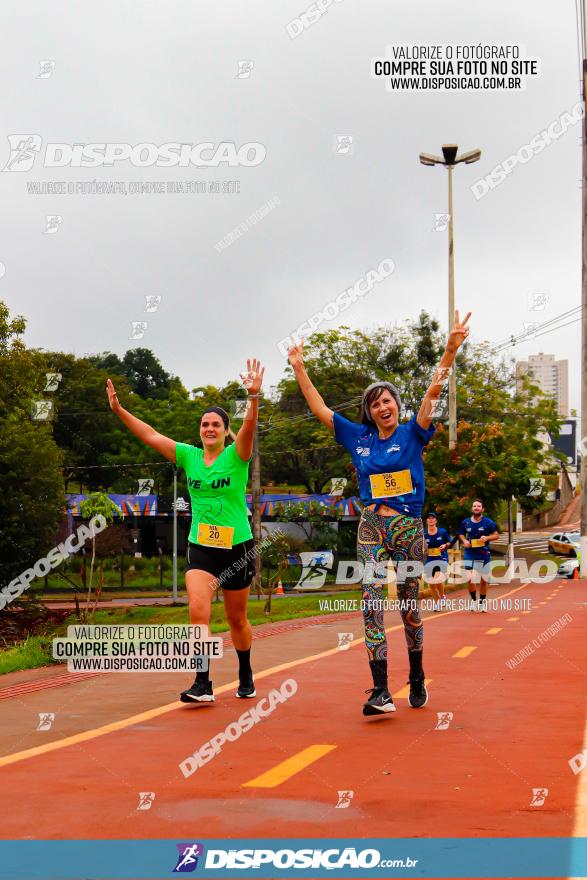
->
[185, 538, 256, 591]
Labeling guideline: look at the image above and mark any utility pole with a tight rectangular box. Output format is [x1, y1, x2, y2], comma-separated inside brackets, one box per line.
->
[581, 51, 587, 576]
[507, 496, 515, 566]
[251, 422, 262, 597]
[172, 465, 178, 602]
[447, 163, 457, 450]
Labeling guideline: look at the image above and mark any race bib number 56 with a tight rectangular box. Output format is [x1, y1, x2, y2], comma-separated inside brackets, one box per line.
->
[370, 469, 413, 499]
[197, 523, 234, 549]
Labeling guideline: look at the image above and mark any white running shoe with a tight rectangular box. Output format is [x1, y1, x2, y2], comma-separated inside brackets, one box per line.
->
[479, 601, 488, 613]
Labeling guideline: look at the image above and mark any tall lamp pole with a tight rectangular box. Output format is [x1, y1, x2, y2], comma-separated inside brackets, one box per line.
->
[579, 0, 587, 577]
[420, 144, 481, 450]
[172, 465, 178, 603]
[251, 422, 262, 597]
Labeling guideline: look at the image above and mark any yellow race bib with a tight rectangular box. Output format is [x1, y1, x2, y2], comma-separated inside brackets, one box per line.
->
[197, 523, 234, 549]
[471, 538, 485, 548]
[369, 470, 413, 499]
[427, 547, 442, 557]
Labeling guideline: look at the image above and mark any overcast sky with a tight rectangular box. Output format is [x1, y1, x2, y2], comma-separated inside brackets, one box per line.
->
[0, 0, 581, 416]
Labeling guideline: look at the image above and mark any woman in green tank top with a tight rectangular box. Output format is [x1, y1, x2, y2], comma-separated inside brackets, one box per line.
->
[106, 358, 264, 705]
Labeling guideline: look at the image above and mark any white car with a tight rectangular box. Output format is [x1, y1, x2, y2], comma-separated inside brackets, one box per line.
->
[557, 554, 580, 578]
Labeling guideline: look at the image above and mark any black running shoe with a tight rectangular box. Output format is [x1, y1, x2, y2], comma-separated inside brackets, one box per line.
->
[180, 679, 214, 703]
[362, 687, 396, 716]
[236, 673, 256, 699]
[408, 675, 428, 709]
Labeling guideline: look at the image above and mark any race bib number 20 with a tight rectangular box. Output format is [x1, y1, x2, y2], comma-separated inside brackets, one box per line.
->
[197, 523, 234, 549]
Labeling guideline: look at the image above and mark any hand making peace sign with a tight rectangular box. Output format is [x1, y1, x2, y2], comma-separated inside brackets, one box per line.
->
[447, 309, 471, 353]
[287, 337, 305, 370]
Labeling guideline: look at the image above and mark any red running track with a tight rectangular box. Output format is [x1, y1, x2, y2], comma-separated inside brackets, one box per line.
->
[0, 580, 585, 842]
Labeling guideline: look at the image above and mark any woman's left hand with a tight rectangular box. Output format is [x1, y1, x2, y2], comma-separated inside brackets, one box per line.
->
[240, 358, 265, 395]
[447, 309, 471, 352]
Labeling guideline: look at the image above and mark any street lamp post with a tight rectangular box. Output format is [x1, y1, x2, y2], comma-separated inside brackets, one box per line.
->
[581, 48, 587, 577]
[172, 465, 178, 603]
[420, 144, 481, 450]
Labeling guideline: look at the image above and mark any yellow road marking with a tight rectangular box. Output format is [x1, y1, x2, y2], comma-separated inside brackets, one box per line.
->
[0, 581, 532, 769]
[242, 745, 336, 788]
[485, 628, 502, 635]
[453, 646, 477, 658]
[507, 617, 520, 622]
[394, 678, 432, 699]
[573, 715, 587, 835]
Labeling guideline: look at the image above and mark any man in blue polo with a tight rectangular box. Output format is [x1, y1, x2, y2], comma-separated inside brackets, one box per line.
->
[458, 498, 500, 612]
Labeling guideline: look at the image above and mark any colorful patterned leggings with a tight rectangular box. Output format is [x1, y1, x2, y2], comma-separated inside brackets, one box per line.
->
[357, 508, 425, 684]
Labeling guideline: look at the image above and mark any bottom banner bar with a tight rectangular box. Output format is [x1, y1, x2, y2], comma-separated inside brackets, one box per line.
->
[0, 837, 585, 879]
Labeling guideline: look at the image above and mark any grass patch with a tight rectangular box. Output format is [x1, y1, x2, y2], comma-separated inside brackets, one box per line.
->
[86, 592, 364, 632]
[0, 636, 60, 676]
[0, 592, 363, 677]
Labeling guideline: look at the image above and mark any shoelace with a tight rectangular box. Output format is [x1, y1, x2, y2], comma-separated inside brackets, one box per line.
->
[364, 687, 388, 697]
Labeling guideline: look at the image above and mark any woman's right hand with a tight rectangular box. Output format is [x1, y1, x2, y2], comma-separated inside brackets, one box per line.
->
[287, 337, 305, 370]
[106, 378, 122, 413]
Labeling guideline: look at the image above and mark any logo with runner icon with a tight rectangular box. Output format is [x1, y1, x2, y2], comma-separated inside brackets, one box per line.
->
[173, 843, 205, 872]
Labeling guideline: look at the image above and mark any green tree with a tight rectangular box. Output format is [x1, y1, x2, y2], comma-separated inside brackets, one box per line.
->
[79, 492, 125, 616]
[121, 348, 171, 399]
[273, 500, 342, 549]
[260, 317, 448, 491]
[0, 302, 64, 595]
[259, 529, 290, 613]
[423, 352, 562, 530]
[40, 352, 131, 492]
[90, 348, 171, 399]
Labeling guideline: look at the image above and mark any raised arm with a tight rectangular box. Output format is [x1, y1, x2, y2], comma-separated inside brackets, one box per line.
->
[417, 310, 471, 430]
[106, 378, 176, 463]
[287, 339, 334, 431]
[234, 358, 265, 461]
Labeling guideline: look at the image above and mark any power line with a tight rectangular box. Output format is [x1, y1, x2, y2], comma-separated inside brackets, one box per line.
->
[256, 395, 362, 435]
[494, 317, 581, 354]
[63, 462, 171, 471]
[490, 306, 582, 354]
[490, 305, 581, 349]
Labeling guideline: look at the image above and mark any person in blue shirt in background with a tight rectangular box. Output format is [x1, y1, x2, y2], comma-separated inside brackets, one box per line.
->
[424, 512, 453, 611]
[458, 499, 500, 612]
[288, 311, 471, 717]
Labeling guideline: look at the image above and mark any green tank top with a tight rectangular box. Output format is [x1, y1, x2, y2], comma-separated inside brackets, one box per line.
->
[175, 442, 253, 546]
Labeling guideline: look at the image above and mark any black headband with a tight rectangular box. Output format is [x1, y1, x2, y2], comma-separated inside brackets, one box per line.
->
[201, 406, 230, 430]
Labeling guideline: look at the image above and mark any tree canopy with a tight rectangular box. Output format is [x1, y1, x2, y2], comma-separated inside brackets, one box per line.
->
[0, 299, 565, 569]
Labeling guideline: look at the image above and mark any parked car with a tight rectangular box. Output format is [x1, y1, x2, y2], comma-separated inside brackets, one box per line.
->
[548, 532, 580, 557]
[558, 553, 580, 579]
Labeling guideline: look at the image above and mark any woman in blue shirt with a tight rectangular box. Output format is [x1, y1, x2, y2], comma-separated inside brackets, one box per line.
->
[288, 311, 470, 716]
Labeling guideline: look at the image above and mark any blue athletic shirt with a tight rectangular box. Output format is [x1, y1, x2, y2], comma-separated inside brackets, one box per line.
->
[458, 515, 498, 561]
[424, 527, 452, 562]
[333, 413, 435, 518]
